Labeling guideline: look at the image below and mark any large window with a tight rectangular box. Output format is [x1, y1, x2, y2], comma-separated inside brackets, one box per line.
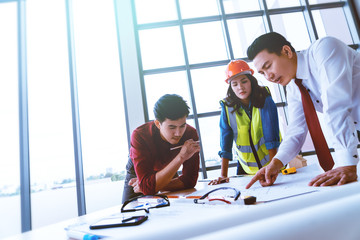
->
[72, 0, 126, 213]
[27, 0, 78, 229]
[1, 0, 128, 238]
[0, 2, 20, 238]
[133, 0, 360, 175]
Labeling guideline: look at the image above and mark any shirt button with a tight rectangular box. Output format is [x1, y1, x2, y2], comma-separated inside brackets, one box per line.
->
[355, 122, 358, 124]
[354, 155, 358, 158]
[307, 89, 310, 92]
[316, 100, 319, 103]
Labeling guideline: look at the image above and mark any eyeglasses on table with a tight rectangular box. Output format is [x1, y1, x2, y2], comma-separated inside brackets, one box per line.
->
[121, 194, 170, 213]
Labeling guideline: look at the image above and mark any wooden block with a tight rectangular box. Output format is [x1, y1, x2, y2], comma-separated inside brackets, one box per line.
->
[288, 155, 307, 169]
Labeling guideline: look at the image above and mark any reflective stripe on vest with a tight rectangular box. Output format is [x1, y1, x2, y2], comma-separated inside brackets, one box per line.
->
[239, 154, 269, 167]
[223, 100, 269, 174]
[237, 137, 265, 153]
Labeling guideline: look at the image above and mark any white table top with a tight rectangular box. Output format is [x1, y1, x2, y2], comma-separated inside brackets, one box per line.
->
[5, 162, 360, 240]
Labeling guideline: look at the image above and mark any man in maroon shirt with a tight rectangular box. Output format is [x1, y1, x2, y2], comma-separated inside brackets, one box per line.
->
[122, 94, 201, 203]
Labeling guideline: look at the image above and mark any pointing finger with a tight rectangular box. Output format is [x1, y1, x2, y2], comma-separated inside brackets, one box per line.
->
[246, 174, 260, 189]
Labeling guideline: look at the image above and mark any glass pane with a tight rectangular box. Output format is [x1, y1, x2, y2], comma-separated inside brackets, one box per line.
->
[191, 66, 228, 114]
[271, 12, 311, 51]
[144, 71, 193, 120]
[308, 0, 340, 4]
[266, 0, 300, 8]
[187, 119, 196, 129]
[223, 0, 260, 13]
[134, 0, 178, 24]
[27, 0, 77, 229]
[312, 8, 354, 45]
[183, 21, 228, 64]
[179, 0, 219, 19]
[227, 17, 266, 59]
[0, 3, 20, 238]
[139, 27, 184, 70]
[72, 0, 126, 213]
[198, 116, 222, 167]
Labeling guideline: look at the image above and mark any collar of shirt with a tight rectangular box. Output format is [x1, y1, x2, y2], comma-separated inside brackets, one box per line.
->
[295, 51, 310, 81]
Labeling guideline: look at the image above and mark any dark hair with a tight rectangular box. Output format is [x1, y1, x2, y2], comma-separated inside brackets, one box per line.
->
[153, 94, 190, 122]
[225, 74, 270, 114]
[247, 32, 295, 60]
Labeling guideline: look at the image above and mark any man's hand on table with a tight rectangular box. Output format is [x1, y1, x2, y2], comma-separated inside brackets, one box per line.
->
[308, 165, 358, 186]
[129, 177, 142, 193]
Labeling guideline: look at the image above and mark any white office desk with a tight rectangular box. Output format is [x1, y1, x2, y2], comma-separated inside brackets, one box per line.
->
[3, 206, 121, 240]
[189, 192, 360, 240]
[5, 163, 360, 240]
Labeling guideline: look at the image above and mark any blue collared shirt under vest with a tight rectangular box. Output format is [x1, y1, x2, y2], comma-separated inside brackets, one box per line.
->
[218, 95, 281, 160]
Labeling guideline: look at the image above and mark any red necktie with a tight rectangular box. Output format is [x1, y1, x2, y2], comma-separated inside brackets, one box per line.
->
[295, 79, 334, 171]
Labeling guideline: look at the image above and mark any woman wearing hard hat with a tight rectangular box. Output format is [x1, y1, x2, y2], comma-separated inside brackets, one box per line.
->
[209, 60, 282, 185]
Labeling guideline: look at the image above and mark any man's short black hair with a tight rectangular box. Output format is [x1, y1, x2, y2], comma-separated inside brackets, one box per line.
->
[247, 32, 296, 60]
[153, 94, 190, 122]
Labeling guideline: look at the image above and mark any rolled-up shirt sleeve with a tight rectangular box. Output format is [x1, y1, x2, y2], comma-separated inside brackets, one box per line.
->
[260, 96, 281, 150]
[218, 101, 234, 160]
[178, 132, 200, 189]
[178, 156, 199, 188]
[130, 132, 157, 195]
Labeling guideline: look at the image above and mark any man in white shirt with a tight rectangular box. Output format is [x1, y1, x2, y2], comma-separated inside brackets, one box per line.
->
[245, 32, 359, 188]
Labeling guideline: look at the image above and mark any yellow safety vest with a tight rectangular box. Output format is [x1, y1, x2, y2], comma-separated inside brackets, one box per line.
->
[223, 100, 271, 174]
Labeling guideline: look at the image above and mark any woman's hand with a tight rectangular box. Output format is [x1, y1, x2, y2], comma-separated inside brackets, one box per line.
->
[208, 176, 229, 185]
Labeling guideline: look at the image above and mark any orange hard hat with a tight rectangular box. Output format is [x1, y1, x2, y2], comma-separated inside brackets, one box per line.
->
[225, 60, 254, 84]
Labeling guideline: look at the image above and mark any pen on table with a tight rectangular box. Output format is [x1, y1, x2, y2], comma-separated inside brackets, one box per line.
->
[229, 175, 245, 178]
[166, 195, 202, 199]
[170, 140, 200, 150]
[66, 229, 104, 240]
[197, 179, 212, 182]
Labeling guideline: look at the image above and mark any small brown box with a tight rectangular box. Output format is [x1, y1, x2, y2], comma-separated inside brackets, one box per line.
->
[288, 155, 307, 169]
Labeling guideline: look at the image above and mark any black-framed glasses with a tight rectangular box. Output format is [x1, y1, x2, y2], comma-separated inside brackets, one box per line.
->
[121, 194, 170, 213]
[194, 187, 240, 204]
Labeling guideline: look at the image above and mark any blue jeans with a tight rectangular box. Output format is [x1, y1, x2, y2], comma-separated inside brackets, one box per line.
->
[236, 160, 247, 175]
[122, 157, 142, 203]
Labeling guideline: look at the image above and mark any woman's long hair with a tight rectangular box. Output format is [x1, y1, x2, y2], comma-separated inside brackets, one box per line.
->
[224, 74, 270, 114]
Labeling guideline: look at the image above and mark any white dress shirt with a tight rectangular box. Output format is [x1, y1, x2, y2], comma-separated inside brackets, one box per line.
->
[275, 36, 360, 168]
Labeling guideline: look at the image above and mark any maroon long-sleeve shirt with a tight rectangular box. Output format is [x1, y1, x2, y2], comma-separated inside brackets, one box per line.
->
[129, 121, 199, 195]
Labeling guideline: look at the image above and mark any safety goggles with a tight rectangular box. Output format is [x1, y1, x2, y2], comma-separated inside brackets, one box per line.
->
[193, 187, 241, 204]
